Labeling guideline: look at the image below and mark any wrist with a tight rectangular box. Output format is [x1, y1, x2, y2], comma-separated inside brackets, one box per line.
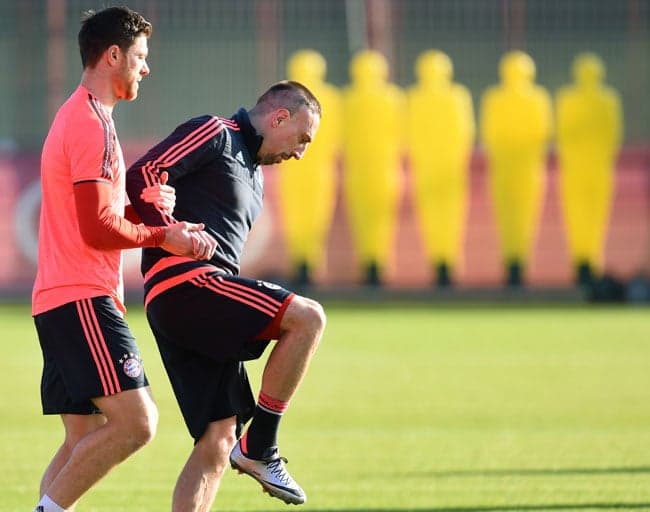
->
[149, 226, 167, 247]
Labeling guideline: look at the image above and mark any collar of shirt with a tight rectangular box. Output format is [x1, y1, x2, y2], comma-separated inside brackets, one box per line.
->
[231, 108, 263, 164]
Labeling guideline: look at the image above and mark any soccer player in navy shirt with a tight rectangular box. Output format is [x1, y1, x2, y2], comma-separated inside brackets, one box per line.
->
[126, 81, 324, 508]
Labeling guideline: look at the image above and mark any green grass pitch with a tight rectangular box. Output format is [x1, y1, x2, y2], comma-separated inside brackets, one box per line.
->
[2, 302, 650, 511]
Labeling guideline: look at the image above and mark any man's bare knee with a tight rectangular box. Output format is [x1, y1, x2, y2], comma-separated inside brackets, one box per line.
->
[283, 296, 326, 337]
[196, 418, 237, 468]
[62, 414, 107, 448]
[95, 389, 158, 452]
[127, 406, 158, 448]
[110, 406, 157, 456]
[306, 298, 326, 333]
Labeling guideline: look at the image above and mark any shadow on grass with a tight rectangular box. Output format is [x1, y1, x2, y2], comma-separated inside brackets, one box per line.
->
[405, 465, 650, 479]
[306, 505, 650, 511]
[225, 467, 650, 511]
[289, 467, 650, 511]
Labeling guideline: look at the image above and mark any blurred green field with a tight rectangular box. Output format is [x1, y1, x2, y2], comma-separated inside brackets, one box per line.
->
[2, 302, 650, 511]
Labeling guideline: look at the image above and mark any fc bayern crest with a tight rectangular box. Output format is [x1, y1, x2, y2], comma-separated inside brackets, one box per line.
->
[119, 353, 143, 379]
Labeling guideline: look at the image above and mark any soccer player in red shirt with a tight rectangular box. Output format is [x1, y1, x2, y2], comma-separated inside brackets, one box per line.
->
[32, 7, 215, 511]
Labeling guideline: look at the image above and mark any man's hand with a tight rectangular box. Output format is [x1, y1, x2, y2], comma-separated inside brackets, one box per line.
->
[161, 221, 218, 260]
[140, 171, 176, 215]
[190, 230, 219, 260]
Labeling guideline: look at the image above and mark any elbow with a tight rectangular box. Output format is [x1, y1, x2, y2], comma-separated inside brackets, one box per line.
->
[77, 212, 114, 250]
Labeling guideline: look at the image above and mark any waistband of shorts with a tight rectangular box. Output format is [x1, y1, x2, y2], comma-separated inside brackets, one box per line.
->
[143, 257, 224, 309]
[144, 256, 206, 282]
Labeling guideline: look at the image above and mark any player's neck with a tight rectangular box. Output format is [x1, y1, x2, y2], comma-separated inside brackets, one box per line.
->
[80, 70, 119, 112]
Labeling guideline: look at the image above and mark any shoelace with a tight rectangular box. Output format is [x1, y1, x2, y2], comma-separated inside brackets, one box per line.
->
[266, 456, 292, 485]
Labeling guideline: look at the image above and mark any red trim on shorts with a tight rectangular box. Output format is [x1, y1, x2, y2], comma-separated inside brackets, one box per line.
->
[144, 266, 214, 309]
[255, 293, 295, 340]
[143, 256, 203, 282]
[76, 298, 121, 395]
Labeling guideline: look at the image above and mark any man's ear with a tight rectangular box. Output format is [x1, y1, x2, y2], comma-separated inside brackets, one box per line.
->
[273, 108, 290, 127]
[105, 44, 121, 67]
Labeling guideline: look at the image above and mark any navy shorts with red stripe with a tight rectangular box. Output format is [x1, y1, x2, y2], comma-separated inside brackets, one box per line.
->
[34, 296, 149, 415]
[144, 270, 294, 440]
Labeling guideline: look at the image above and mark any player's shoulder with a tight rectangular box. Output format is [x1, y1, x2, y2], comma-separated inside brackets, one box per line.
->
[50, 87, 107, 142]
[66, 86, 104, 118]
[180, 114, 237, 135]
[216, 115, 241, 133]
[162, 115, 230, 150]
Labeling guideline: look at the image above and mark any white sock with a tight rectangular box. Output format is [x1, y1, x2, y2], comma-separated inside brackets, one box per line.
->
[35, 494, 65, 512]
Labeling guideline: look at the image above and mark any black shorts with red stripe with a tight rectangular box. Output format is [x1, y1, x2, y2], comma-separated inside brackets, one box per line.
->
[34, 296, 149, 415]
[143, 267, 294, 440]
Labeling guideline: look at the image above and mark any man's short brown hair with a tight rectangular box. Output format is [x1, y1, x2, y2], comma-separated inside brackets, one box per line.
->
[78, 6, 152, 69]
[254, 81, 322, 118]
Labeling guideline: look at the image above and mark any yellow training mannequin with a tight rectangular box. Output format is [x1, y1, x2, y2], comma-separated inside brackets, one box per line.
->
[342, 50, 405, 285]
[407, 50, 475, 286]
[278, 50, 342, 285]
[556, 53, 622, 285]
[480, 51, 553, 286]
